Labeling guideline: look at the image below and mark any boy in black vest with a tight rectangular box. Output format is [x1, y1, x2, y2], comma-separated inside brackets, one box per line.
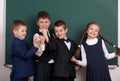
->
[33, 11, 56, 81]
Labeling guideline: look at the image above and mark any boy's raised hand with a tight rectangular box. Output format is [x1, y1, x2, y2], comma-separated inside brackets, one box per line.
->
[39, 36, 45, 44]
[41, 29, 49, 42]
[41, 29, 47, 36]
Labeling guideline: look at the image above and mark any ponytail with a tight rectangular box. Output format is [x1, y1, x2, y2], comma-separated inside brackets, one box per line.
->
[99, 35, 120, 55]
[74, 27, 87, 58]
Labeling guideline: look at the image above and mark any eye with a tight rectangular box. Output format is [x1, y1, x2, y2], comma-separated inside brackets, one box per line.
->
[45, 21, 48, 23]
[55, 30, 58, 33]
[39, 21, 43, 24]
[60, 30, 63, 32]
[95, 29, 99, 32]
[90, 28, 93, 30]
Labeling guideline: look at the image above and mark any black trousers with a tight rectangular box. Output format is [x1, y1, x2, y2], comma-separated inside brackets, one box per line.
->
[34, 62, 53, 81]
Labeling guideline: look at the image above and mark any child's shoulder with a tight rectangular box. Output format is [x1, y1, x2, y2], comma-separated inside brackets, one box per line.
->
[12, 37, 24, 45]
[97, 38, 103, 42]
[13, 37, 22, 41]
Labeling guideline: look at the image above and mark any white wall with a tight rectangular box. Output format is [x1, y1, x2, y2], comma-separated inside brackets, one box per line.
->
[0, 0, 11, 81]
[0, 0, 120, 81]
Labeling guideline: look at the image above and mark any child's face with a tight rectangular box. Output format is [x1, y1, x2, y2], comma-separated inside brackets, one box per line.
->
[13, 25, 27, 40]
[86, 24, 100, 39]
[37, 18, 50, 30]
[54, 26, 68, 39]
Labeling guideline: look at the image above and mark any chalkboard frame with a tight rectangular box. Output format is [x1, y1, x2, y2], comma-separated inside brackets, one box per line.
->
[5, 0, 118, 66]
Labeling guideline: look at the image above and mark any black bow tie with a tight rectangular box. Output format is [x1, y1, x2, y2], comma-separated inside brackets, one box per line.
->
[64, 39, 70, 42]
[58, 38, 70, 42]
[62, 38, 70, 42]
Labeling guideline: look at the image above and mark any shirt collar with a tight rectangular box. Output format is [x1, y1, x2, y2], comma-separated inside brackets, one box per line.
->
[86, 38, 98, 45]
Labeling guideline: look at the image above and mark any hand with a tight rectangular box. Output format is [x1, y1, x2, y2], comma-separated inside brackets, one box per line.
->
[33, 33, 41, 42]
[71, 56, 77, 62]
[41, 29, 47, 37]
[115, 47, 120, 56]
[33, 36, 40, 47]
[41, 29, 49, 42]
[39, 36, 45, 44]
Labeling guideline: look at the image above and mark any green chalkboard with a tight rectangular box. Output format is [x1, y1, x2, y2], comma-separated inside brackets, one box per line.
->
[6, 0, 118, 65]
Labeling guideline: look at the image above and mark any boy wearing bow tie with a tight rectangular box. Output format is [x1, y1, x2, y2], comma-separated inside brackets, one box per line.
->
[53, 20, 77, 81]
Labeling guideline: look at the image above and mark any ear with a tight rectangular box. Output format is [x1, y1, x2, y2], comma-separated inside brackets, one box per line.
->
[49, 21, 51, 24]
[65, 28, 68, 33]
[36, 21, 39, 26]
[13, 30, 17, 35]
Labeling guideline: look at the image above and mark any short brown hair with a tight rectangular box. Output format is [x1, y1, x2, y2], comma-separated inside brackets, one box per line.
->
[12, 20, 27, 31]
[36, 11, 50, 21]
[54, 20, 67, 29]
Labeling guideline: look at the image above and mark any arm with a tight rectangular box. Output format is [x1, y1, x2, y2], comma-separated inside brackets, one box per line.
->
[12, 42, 38, 59]
[71, 45, 87, 67]
[45, 36, 57, 52]
[102, 40, 116, 60]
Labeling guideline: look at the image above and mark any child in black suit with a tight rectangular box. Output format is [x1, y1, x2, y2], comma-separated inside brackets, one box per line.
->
[33, 11, 56, 81]
[53, 20, 77, 81]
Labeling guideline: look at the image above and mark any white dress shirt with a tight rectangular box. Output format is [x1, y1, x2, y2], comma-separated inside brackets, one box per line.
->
[64, 37, 71, 50]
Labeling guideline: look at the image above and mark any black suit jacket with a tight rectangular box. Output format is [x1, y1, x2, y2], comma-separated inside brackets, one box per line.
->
[33, 31, 56, 63]
[53, 38, 77, 78]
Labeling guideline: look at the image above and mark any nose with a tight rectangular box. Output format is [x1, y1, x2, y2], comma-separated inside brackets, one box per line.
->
[58, 32, 61, 35]
[43, 22, 47, 26]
